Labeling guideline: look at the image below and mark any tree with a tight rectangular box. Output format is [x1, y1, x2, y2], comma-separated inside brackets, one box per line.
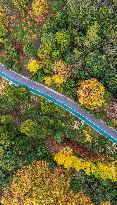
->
[55, 29, 71, 52]
[0, 3, 8, 45]
[29, 0, 48, 24]
[20, 119, 39, 138]
[53, 60, 72, 80]
[27, 59, 42, 73]
[1, 115, 14, 124]
[84, 22, 101, 48]
[1, 160, 94, 205]
[86, 50, 107, 78]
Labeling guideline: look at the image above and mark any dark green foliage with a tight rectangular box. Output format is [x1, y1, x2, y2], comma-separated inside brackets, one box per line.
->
[22, 106, 41, 121]
[0, 150, 21, 172]
[24, 42, 36, 57]
[0, 1, 117, 202]
[3, 85, 31, 111]
[62, 79, 78, 100]
[35, 139, 52, 160]
[66, 0, 116, 95]
[69, 176, 82, 194]
[86, 50, 107, 77]
[48, 159, 57, 171]
[1, 59, 14, 69]
[54, 131, 64, 143]
[41, 8, 69, 34]
[12, 134, 34, 156]
[69, 170, 117, 205]
[12, 63, 22, 72]
[4, 42, 19, 60]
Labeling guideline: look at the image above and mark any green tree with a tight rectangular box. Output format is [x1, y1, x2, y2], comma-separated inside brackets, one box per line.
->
[20, 119, 39, 138]
[86, 50, 107, 78]
[84, 22, 101, 48]
[1, 115, 14, 124]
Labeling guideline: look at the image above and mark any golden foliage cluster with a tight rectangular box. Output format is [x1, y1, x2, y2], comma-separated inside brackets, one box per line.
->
[77, 78, 105, 110]
[54, 147, 117, 181]
[44, 74, 65, 87]
[29, 0, 48, 24]
[27, 59, 42, 73]
[1, 160, 95, 205]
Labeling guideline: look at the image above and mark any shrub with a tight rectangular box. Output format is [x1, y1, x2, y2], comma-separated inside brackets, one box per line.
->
[29, 0, 48, 24]
[69, 175, 82, 194]
[4, 42, 19, 60]
[20, 119, 39, 138]
[37, 33, 54, 67]
[44, 76, 52, 86]
[77, 78, 105, 110]
[11, 17, 35, 43]
[0, 126, 11, 150]
[0, 77, 8, 96]
[27, 59, 42, 73]
[52, 74, 65, 86]
[0, 4, 8, 25]
[69, 171, 116, 205]
[1, 160, 94, 205]
[54, 131, 64, 143]
[3, 85, 30, 105]
[1, 115, 14, 124]
[55, 29, 71, 52]
[106, 101, 117, 120]
[12, 134, 34, 157]
[37, 43, 52, 67]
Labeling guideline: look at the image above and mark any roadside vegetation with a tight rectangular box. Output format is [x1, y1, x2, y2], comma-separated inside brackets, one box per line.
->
[0, 0, 117, 204]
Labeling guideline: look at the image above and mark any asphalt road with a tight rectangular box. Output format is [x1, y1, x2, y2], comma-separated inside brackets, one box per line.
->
[0, 64, 117, 144]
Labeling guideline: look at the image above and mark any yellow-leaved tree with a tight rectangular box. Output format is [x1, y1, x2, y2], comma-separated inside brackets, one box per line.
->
[27, 59, 42, 73]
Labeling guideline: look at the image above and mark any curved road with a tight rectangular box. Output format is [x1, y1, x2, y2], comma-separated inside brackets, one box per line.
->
[0, 64, 117, 144]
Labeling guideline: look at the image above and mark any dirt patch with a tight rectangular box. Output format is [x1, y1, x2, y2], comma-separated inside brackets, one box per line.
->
[45, 136, 102, 161]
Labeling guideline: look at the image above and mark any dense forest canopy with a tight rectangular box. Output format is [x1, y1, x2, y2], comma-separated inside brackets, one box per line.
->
[0, 0, 117, 205]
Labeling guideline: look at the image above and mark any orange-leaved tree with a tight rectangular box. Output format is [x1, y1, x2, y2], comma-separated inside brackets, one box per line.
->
[1, 160, 95, 205]
[77, 78, 105, 110]
[53, 60, 72, 80]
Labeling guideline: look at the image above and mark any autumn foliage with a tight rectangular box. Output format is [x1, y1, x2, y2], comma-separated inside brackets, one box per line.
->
[1, 160, 94, 205]
[54, 147, 117, 181]
[11, 0, 29, 12]
[53, 60, 72, 80]
[29, 0, 48, 24]
[77, 78, 105, 110]
[27, 59, 42, 73]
